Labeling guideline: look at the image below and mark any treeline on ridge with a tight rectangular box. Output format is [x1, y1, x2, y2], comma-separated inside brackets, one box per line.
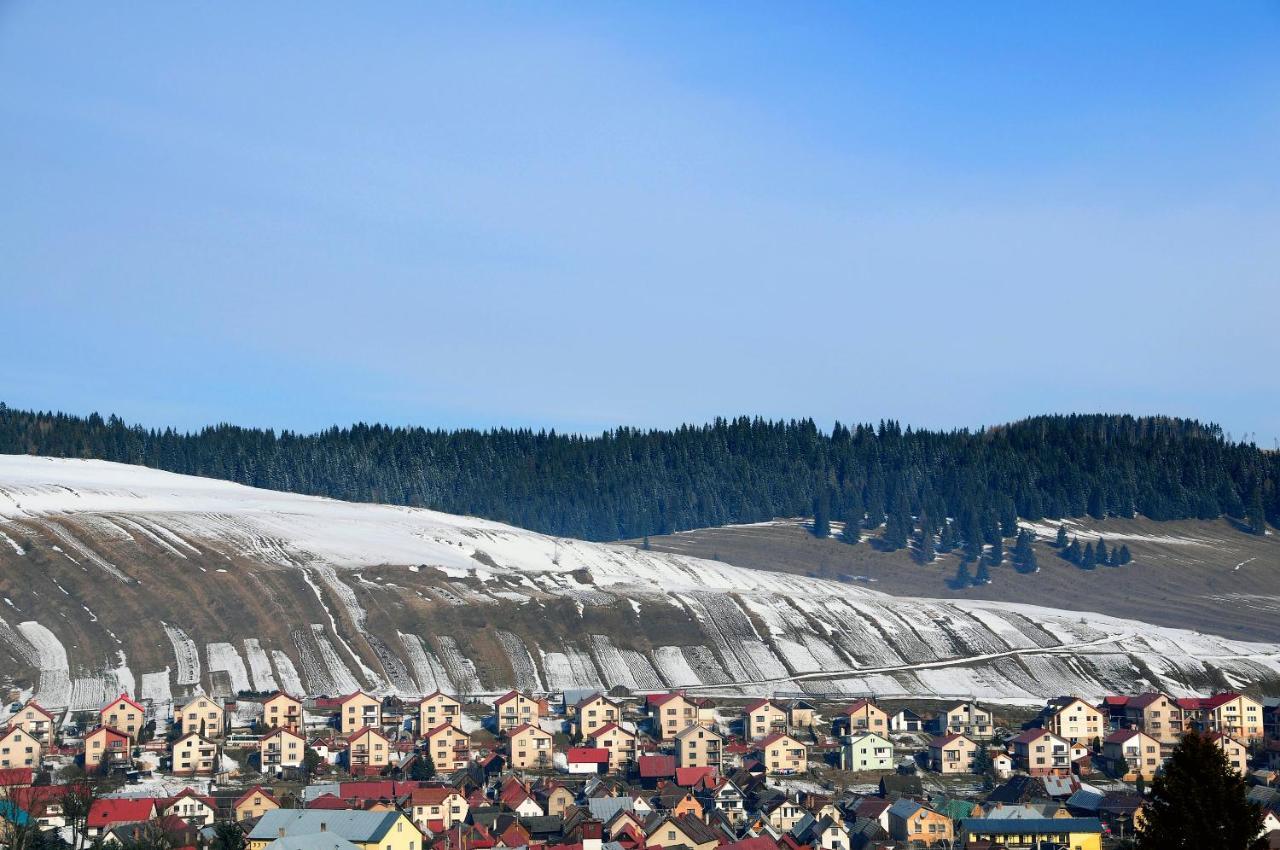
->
[0, 404, 1274, 543]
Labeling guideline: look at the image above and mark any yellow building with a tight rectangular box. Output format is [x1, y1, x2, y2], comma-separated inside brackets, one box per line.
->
[674, 723, 723, 770]
[744, 699, 788, 740]
[649, 693, 699, 740]
[339, 691, 382, 736]
[347, 726, 392, 774]
[494, 690, 541, 734]
[572, 693, 620, 739]
[259, 727, 306, 773]
[837, 699, 888, 736]
[0, 726, 41, 770]
[758, 731, 807, 774]
[172, 732, 219, 775]
[99, 694, 145, 741]
[962, 817, 1102, 850]
[6, 700, 55, 746]
[586, 722, 636, 772]
[1044, 697, 1106, 744]
[409, 786, 468, 830]
[234, 787, 279, 822]
[418, 691, 462, 735]
[263, 693, 303, 733]
[179, 694, 225, 739]
[508, 723, 554, 770]
[247, 810, 419, 850]
[423, 722, 471, 771]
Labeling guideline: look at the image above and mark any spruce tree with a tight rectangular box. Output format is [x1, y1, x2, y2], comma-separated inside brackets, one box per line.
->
[1135, 732, 1262, 850]
[1063, 537, 1082, 564]
[938, 521, 959, 553]
[1055, 524, 1068, 547]
[841, 511, 861, 544]
[1118, 544, 1132, 565]
[916, 517, 936, 563]
[954, 560, 972, 587]
[987, 537, 1004, 566]
[974, 561, 991, 585]
[1081, 542, 1096, 569]
[1012, 529, 1037, 572]
[812, 494, 830, 538]
[1246, 485, 1267, 535]
[1095, 538, 1108, 565]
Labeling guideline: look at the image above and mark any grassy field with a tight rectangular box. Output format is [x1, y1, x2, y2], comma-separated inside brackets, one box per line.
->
[628, 516, 1280, 642]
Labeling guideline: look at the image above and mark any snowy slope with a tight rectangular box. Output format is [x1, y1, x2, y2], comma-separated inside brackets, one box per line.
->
[0, 455, 1278, 706]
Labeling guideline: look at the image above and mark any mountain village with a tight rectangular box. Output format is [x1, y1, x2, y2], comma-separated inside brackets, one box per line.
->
[3, 683, 1280, 850]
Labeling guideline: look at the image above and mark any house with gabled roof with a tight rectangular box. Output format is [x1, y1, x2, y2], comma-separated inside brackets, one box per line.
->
[84, 726, 130, 772]
[263, 692, 303, 734]
[423, 722, 471, 772]
[233, 786, 279, 822]
[179, 693, 226, 739]
[931, 700, 993, 740]
[173, 731, 220, 775]
[246, 809, 418, 850]
[1040, 696, 1106, 745]
[339, 692, 382, 736]
[418, 691, 462, 735]
[841, 732, 893, 772]
[1010, 728, 1071, 776]
[572, 693, 620, 739]
[834, 699, 887, 737]
[1206, 731, 1250, 777]
[1181, 692, 1265, 741]
[508, 722, 554, 770]
[644, 811, 720, 850]
[675, 722, 724, 771]
[410, 786, 468, 830]
[86, 798, 157, 838]
[5, 700, 55, 746]
[648, 692, 700, 740]
[887, 799, 952, 846]
[888, 708, 924, 733]
[1102, 729, 1162, 780]
[99, 693, 145, 741]
[745, 699, 788, 740]
[162, 788, 217, 825]
[758, 732, 807, 775]
[346, 726, 391, 775]
[585, 722, 635, 773]
[260, 726, 306, 774]
[0, 725, 40, 770]
[927, 733, 977, 774]
[493, 691, 542, 734]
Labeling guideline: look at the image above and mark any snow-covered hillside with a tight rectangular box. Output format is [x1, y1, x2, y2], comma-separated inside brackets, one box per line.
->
[0, 455, 1277, 708]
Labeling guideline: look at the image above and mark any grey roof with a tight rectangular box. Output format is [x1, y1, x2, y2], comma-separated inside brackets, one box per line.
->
[248, 810, 402, 844]
[983, 804, 1060, 820]
[1065, 789, 1104, 812]
[1040, 775, 1077, 798]
[264, 837, 362, 850]
[963, 817, 1102, 835]
[587, 797, 635, 822]
[300, 783, 341, 803]
[887, 799, 922, 819]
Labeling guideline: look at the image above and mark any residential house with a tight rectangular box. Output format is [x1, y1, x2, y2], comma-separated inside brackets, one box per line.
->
[585, 722, 636, 773]
[0, 726, 40, 770]
[886, 799, 952, 847]
[417, 691, 462, 736]
[992, 751, 1014, 779]
[795, 815, 849, 850]
[572, 693, 621, 739]
[835, 699, 887, 737]
[643, 812, 720, 850]
[340, 692, 382, 736]
[927, 733, 978, 774]
[787, 699, 817, 729]
[410, 786, 468, 831]
[99, 694, 145, 741]
[233, 787, 279, 822]
[494, 690, 541, 734]
[762, 795, 807, 831]
[888, 708, 924, 733]
[347, 727, 392, 775]
[841, 732, 894, 772]
[758, 732, 807, 775]
[84, 726, 130, 772]
[163, 789, 217, 825]
[246, 810, 419, 850]
[1102, 729, 1163, 781]
[1009, 729, 1071, 776]
[934, 701, 994, 740]
[508, 723, 554, 770]
[259, 727, 306, 774]
[424, 722, 471, 771]
[960, 816, 1103, 850]
[566, 747, 609, 774]
[85, 798, 157, 838]
[263, 693, 303, 734]
[1113, 692, 1184, 745]
[675, 723, 724, 771]
[744, 699, 788, 740]
[1042, 697, 1106, 745]
[172, 732, 219, 775]
[698, 776, 746, 824]
[649, 693, 699, 741]
[179, 694, 225, 739]
[1181, 692, 1265, 741]
[5, 701, 54, 746]
[1207, 732, 1250, 777]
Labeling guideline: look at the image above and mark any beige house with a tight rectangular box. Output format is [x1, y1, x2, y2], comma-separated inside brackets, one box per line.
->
[6, 700, 55, 746]
[586, 722, 636, 772]
[424, 722, 471, 771]
[572, 693, 620, 739]
[0, 726, 41, 770]
[887, 800, 953, 847]
[494, 690, 541, 734]
[787, 700, 816, 729]
[339, 691, 382, 736]
[163, 789, 217, 825]
[936, 701, 993, 740]
[410, 786, 468, 831]
[509, 723, 555, 770]
[1102, 729, 1163, 781]
[927, 733, 978, 774]
[744, 699, 788, 740]
[347, 726, 392, 774]
[179, 694, 225, 739]
[1114, 692, 1184, 744]
[84, 726, 130, 771]
[234, 787, 279, 822]
[100, 694, 145, 741]
[837, 699, 888, 736]
[644, 814, 719, 850]
[172, 732, 219, 775]
[1044, 697, 1106, 744]
[759, 731, 807, 774]
[1184, 693, 1265, 741]
[649, 693, 699, 740]
[259, 727, 306, 773]
[1207, 732, 1249, 777]
[1009, 728, 1071, 776]
[418, 691, 462, 735]
[262, 693, 303, 733]
[675, 723, 724, 770]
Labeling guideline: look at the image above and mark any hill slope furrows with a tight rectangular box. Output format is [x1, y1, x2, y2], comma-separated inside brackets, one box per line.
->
[1, 455, 1278, 708]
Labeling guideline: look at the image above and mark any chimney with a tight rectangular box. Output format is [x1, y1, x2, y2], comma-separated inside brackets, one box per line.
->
[320, 822, 327, 832]
[278, 829, 286, 838]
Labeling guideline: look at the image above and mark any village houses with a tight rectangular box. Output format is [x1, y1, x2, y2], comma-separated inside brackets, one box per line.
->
[0, 725, 41, 770]
[648, 692, 700, 740]
[1009, 728, 1071, 776]
[172, 731, 219, 775]
[6, 700, 55, 746]
[262, 692, 303, 733]
[179, 693, 225, 738]
[674, 723, 724, 770]
[744, 699, 788, 740]
[418, 691, 462, 735]
[1101, 729, 1163, 781]
[423, 722, 471, 771]
[841, 731, 894, 772]
[347, 726, 392, 774]
[1042, 696, 1106, 745]
[339, 691, 382, 736]
[572, 693, 621, 739]
[933, 700, 994, 739]
[233, 787, 279, 822]
[928, 733, 979, 774]
[258, 726, 306, 773]
[586, 721, 636, 772]
[508, 723, 554, 770]
[834, 698, 887, 737]
[758, 731, 807, 774]
[99, 693, 145, 741]
[494, 690, 542, 734]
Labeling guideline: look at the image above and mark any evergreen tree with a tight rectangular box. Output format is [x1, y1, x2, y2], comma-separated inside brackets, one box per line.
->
[1118, 544, 1132, 565]
[410, 750, 435, 781]
[987, 537, 1004, 566]
[999, 499, 1018, 539]
[1095, 538, 1108, 565]
[1081, 542, 1096, 569]
[1012, 529, 1037, 573]
[882, 490, 911, 550]
[971, 746, 992, 777]
[1055, 524, 1069, 547]
[812, 493, 830, 538]
[641, 535, 651, 551]
[974, 561, 991, 585]
[1135, 732, 1262, 850]
[841, 511, 861, 544]
[210, 822, 247, 850]
[1247, 485, 1267, 536]
[938, 520, 959, 553]
[916, 517, 936, 563]
[954, 560, 972, 587]
[1063, 537, 1082, 564]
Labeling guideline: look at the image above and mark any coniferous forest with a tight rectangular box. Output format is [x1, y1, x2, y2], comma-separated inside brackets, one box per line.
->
[0, 404, 1275, 543]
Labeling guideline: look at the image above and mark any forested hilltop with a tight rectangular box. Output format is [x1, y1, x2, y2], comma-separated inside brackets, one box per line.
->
[0, 405, 1274, 542]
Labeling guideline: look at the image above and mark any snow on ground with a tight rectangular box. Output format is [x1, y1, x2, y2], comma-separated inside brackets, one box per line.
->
[271, 650, 305, 696]
[308, 625, 362, 695]
[207, 642, 252, 694]
[162, 623, 201, 685]
[497, 631, 544, 692]
[140, 669, 174, 718]
[652, 646, 702, 689]
[17, 621, 71, 707]
[242, 639, 278, 692]
[433, 636, 483, 694]
[0, 530, 24, 555]
[1019, 519, 1212, 546]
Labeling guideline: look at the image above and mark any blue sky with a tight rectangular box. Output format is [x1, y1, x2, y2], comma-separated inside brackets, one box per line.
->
[2, 2, 1278, 443]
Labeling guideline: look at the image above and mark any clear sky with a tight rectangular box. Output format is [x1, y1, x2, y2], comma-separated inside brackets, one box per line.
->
[2, 2, 1278, 443]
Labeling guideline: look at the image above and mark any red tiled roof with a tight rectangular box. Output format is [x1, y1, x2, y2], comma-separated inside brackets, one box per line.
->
[339, 691, 375, 705]
[1104, 729, 1146, 744]
[102, 693, 145, 714]
[567, 748, 609, 764]
[307, 794, 349, 810]
[16, 700, 54, 720]
[1102, 695, 1130, 707]
[425, 722, 468, 739]
[1200, 692, 1245, 710]
[587, 722, 630, 739]
[411, 787, 460, 806]
[757, 732, 797, 748]
[494, 690, 525, 706]
[233, 786, 277, 808]
[507, 723, 547, 737]
[637, 755, 676, 778]
[646, 692, 684, 708]
[88, 798, 156, 829]
[928, 733, 970, 748]
[674, 766, 715, 787]
[1128, 692, 1168, 709]
[347, 726, 389, 742]
[841, 698, 877, 715]
[1010, 728, 1056, 745]
[743, 698, 779, 713]
[0, 767, 33, 786]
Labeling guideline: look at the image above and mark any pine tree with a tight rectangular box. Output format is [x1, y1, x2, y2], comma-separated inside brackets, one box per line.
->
[882, 490, 911, 550]
[938, 520, 959, 553]
[812, 493, 830, 538]
[1055, 524, 1068, 547]
[962, 527, 984, 562]
[954, 560, 972, 588]
[916, 517, 936, 563]
[1135, 732, 1262, 850]
[987, 537, 1004, 566]
[841, 511, 860, 544]
[1118, 544, 1132, 565]
[1247, 485, 1267, 536]
[974, 561, 991, 585]
[641, 535, 651, 551]
[1081, 542, 1096, 569]
[1063, 537, 1082, 564]
[1012, 529, 1037, 573]
[1095, 538, 1108, 565]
